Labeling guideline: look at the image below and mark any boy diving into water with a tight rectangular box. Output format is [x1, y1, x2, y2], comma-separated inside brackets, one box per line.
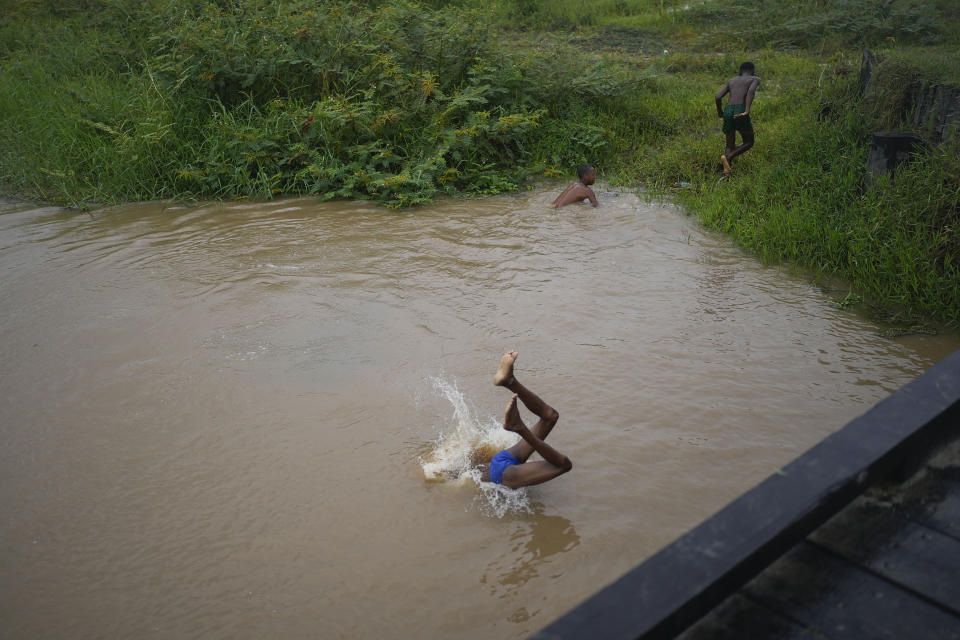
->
[552, 165, 598, 208]
[715, 62, 760, 175]
[481, 351, 573, 488]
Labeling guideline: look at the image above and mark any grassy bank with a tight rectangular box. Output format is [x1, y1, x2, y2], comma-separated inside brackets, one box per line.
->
[504, 0, 960, 327]
[607, 45, 960, 327]
[0, 0, 635, 206]
[1, 0, 958, 326]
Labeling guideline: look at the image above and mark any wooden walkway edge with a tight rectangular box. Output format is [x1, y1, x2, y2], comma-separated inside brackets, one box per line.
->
[532, 348, 960, 640]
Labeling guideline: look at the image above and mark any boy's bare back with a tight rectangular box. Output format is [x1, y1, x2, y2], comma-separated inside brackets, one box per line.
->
[720, 73, 760, 104]
[552, 165, 598, 208]
[552, 183, 597, 208]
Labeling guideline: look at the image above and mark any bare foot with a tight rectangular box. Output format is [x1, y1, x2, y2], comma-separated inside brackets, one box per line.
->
[720, 154, 732, 174]
[502, 394, 525, 433]
[493, 350, 518, 387]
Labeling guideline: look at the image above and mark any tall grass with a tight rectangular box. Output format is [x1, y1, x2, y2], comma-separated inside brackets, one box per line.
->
[497, 0, 959, 326]
[0, 0, 638, 206]
[0, 0, 958, 325]
[601, 47, 960, 326]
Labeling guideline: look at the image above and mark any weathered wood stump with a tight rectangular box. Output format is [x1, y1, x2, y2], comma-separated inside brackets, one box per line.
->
[859, 48, 876, 96]
[866, 131, 927, 183]
[908, 82, 960, 142]
[859, 47, 959, 142]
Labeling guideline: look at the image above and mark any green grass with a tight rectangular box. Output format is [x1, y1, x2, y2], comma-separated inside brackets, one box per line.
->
[597, 45, 960, 325]
[0, 0, 638, 206]
[528, 1, 960, 327]
[879, 46, 960, 85]
[0, 0, 958, 326]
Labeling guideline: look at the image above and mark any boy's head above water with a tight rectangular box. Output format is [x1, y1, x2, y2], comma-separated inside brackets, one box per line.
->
[739, 61, 756, 75]
[577, 164, 596, 185]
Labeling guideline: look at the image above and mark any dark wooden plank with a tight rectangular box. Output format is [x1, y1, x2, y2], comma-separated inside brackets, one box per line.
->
[857, 443, 960, 543]
[676, 593, 820, 640]
[809, 497, 960, 614]
[532, 349, 960, 640]
[743, 542, 960, 640]
[905, 465, 960, 541]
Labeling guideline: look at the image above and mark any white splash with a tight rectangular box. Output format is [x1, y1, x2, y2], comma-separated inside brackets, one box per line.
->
[421, 376, 531, 517]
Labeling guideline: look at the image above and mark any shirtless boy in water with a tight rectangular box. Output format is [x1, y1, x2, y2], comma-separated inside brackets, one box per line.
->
[481, 351, 573, 488]
[552, 165, 598, 208]
[715, 62, 760, 174]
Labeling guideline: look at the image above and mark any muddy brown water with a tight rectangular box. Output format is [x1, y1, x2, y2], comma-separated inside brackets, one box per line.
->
[1, 189, 957, 639]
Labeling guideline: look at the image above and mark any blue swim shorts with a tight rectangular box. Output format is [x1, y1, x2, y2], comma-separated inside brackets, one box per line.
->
[489, 450, 519, 485]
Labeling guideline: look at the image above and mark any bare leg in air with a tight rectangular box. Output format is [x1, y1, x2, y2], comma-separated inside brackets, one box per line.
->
[484, 351, 572, 489]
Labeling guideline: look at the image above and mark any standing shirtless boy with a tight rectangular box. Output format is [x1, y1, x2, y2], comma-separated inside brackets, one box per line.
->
[552, 164, 599, 208]
[715, 62, 760, 174]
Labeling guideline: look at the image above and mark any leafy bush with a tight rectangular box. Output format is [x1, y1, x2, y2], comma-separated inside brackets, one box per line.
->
[0, 0, 635, 206]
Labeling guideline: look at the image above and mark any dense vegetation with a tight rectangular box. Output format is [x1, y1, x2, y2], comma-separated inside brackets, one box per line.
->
[1, 0, 958, 326]
[0, 0, 633, 205]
